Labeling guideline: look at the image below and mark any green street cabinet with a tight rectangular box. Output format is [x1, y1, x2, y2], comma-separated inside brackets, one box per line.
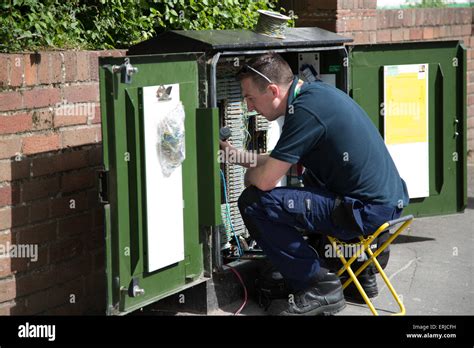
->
[98, 28, 467, 315]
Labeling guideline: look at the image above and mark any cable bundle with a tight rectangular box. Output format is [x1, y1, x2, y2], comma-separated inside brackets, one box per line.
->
[254, 10, 291, 39]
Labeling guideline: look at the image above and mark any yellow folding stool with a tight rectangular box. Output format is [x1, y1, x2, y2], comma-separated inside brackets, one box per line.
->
[327, 214, 414, 316]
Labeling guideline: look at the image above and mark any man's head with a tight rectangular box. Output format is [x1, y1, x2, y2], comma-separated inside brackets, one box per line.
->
[237, 52, 294, 121]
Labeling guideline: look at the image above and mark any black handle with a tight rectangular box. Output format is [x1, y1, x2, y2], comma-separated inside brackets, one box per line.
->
[219, 127, 232, 141]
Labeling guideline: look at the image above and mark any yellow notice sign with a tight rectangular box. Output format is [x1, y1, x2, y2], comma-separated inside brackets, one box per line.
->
[384, 64, 428, 144]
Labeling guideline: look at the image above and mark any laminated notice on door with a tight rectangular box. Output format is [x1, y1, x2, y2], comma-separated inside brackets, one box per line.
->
[142, 84, 185, 272]
[157, 100, 186, 177]
[384, 64, 429, 199]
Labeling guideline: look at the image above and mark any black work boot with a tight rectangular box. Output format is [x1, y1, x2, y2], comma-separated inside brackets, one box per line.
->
[282, 271, 346, 316]
[340, 263, 378, 303]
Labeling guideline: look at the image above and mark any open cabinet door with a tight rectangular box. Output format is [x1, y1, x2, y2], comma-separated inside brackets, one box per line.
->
[349, 41, 467, 217]
[99, 54, 207, 315]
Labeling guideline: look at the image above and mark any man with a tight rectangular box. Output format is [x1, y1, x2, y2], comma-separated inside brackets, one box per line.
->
[219, 52, 409, 315]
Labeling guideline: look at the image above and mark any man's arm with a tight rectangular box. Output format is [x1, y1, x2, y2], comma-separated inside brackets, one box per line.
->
[244, 156, 292, 191]
[219, 140, 269, 168]
[219, 140, 292, 191]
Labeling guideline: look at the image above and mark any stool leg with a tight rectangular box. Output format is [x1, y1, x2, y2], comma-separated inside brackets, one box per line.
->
[328, 237, 379, 316]
[365, 246, 406, 315]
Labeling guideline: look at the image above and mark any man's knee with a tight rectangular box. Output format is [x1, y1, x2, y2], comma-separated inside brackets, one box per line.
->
[238, 185, 263, 213]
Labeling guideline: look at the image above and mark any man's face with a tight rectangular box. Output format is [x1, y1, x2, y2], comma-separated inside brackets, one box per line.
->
[241, 77, 281, 121]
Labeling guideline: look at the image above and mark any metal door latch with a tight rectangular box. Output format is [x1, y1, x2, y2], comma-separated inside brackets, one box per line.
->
[112, 58, 138, 84]
[122, 277, 145, 297]
[98, 168, 109, 204]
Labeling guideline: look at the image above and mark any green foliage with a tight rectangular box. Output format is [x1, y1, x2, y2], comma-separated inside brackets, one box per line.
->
[0, 0, 293, 52]
[0, 0, 87, 52]
[405, 0, 447, 8]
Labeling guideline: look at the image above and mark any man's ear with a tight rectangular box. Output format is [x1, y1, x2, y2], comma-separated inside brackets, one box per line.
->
[268, 84, 280, 98]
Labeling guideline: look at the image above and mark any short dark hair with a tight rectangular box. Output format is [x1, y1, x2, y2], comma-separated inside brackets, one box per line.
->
[237, 52, 294, 91]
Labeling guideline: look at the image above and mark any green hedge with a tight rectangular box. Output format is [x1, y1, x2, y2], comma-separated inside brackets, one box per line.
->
[0, 0, 293, 53]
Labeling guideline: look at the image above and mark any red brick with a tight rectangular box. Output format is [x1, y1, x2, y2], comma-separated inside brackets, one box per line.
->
[87, 146, 103, 167]
[91, 207, 104, 227]
[0, 255, 29, 277]
[58, 213, 91, 239]
[50, 192, 88, 218]
[354, 31, 370, 44]
[16, 269, 55, 297]
[21, 176, 59, 202]
[467, 116, 474, 129]
[468, 105, 474, 117]
[76, 51, 90, 81]
[55, 255, 91, 283]
[0, 138, 21, 160]
[409, 28, 423, 41]
[0, 113, 32, 135]
[49, 238, 84, 263]
[61, 127, 99, 148]
[63, 83, 99, 103]
[24, 53, 39, 86]
[452, 25, 462, 37]
[467, 83, 474, 95]
[89, 52, 100, 81]
[9, 54, 23, 87]
[14, 221, 56, 245]
[31, 150, 89, 177]
[54, 102, 92, 127]
[22, 134, 60, 156]
[44, 301, 84, 315]
[0, 91, 22, 112]
[461, 24, 471, 37]
[51, 52, 63, 84]
[0, 54, 9, 88]
[23, 88, 61, 109]
[37, 52, 51, 85]
[423, 27, 434, 40]
[54, 115, 89, 128]
[63, 51, 76, 82]
[32, 109, 53, 130]
[28, 199, 50, 223]
[376, 29, 391, 43]
[0, 183, 21, 207]
[17, 289, 49, 315]
[61, 169, 95, 193]
[0, 158, 30, 182]
[359, 18, 377, 32]
[0, 278, 17, 302]
[47, 277, 84, 309]
[402, 10, 415, 27]
[469, 94, 474, 107]
[90, 105, 101, 124]
[414, 9, 424, 26]
[340, 0, 354, 9]
[0, 252, 46, 285]
[0, 230, 13, 245]
[0, 206, 27, 230]
[391, 29, 404, 42]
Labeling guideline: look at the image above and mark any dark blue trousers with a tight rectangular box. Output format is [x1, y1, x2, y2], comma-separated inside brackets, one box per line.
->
[238, 185, 402, 290]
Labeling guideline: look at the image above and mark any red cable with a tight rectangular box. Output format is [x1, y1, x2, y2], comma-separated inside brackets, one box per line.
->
[223, 264, 248, 315]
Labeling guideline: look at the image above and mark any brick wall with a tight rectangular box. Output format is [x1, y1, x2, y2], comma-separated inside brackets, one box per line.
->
[282, 0, 474, 162]
[0, 49, 126, 315]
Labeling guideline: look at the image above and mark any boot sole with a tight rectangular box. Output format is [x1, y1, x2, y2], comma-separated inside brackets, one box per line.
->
[283, 298, 347, 316]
